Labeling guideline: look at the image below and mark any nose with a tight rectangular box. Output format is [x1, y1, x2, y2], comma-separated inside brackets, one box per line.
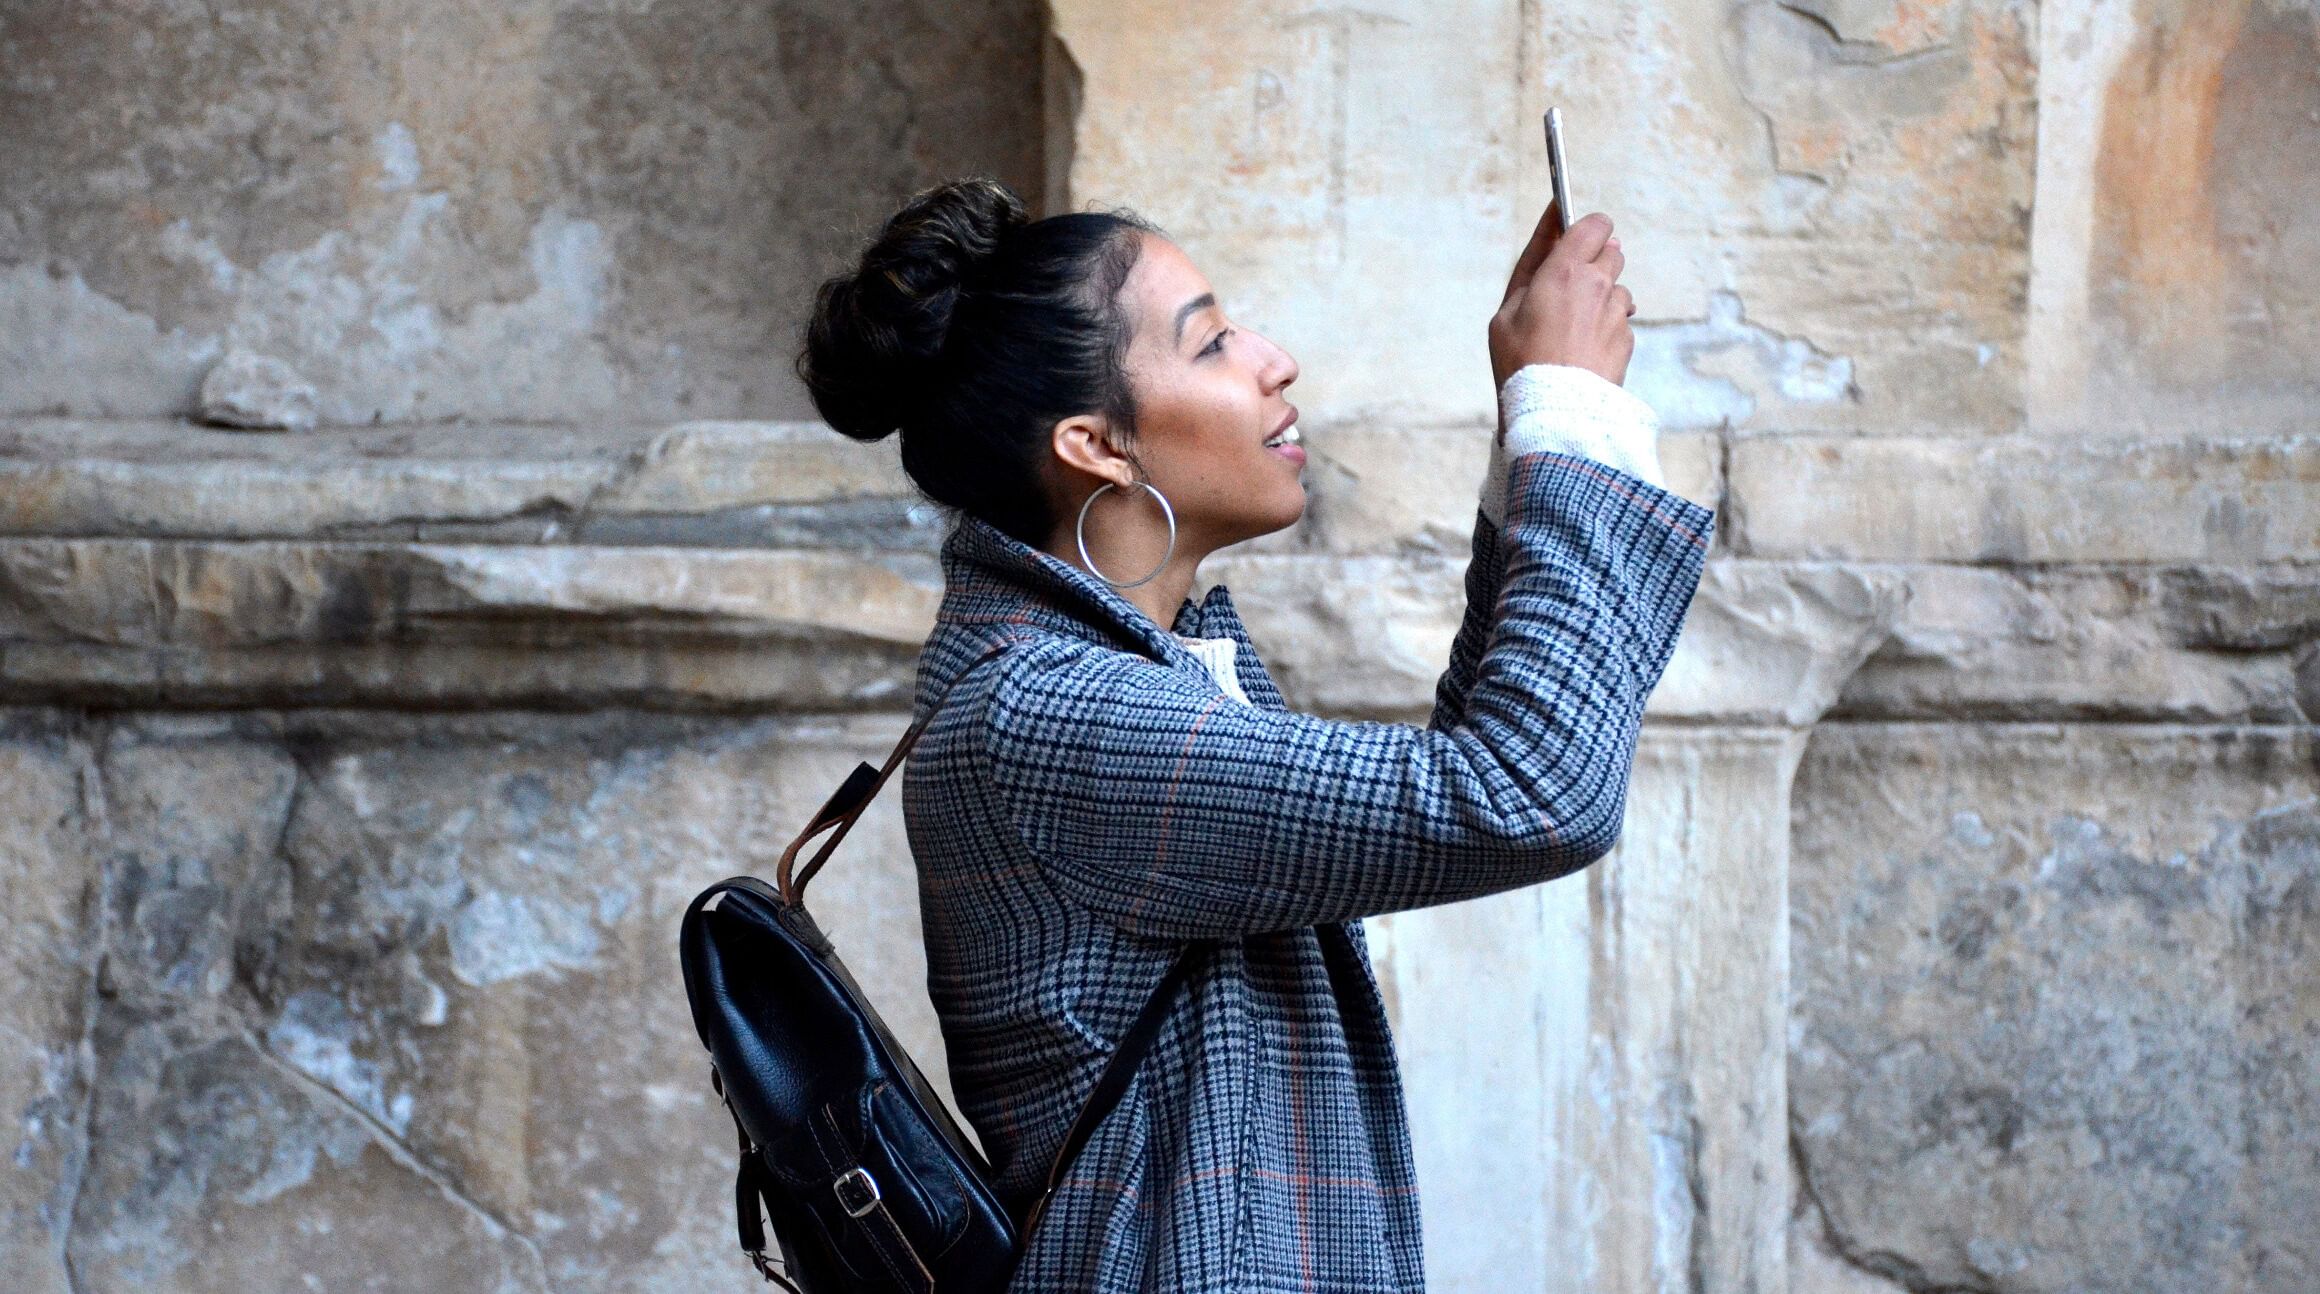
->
[1258, 331, 1298, 392]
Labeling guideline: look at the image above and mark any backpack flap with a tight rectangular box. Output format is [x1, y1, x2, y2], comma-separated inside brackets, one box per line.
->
[678, 875, 1020, 1292]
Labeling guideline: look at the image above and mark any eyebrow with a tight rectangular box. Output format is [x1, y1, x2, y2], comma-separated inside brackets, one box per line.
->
[1172, 292, 1217, 346]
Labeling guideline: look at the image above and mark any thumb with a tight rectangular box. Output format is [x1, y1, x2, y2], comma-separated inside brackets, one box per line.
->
[1499, 198, 1564, 310]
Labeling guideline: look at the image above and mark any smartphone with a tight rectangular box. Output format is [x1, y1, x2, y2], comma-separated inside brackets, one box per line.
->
[1543, 107, 1572, 236]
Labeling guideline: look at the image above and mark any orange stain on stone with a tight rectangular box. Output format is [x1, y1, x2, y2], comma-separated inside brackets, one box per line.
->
[1873, 0, 1953, 56]
[2089, 0, 2248, 384]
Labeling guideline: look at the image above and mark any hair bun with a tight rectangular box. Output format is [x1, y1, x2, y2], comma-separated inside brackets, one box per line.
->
[799, 177, 1031, 443]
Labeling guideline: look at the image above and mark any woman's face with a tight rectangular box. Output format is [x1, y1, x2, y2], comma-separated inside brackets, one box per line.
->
[1087, 233, 1305, 550]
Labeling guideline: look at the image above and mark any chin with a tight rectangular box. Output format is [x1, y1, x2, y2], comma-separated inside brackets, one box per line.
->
[1213, 483, 1308, 548]
[1257, 487, 1307, 537]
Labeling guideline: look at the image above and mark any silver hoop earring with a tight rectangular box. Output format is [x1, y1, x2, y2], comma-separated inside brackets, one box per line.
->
[1074, 480, 1176, 589]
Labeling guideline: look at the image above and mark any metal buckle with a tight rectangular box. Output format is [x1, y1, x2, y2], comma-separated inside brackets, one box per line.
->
[832, 1166, 882, 1219]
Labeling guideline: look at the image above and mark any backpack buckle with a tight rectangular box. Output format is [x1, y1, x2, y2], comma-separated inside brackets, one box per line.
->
[833, 1166, 882, 1219]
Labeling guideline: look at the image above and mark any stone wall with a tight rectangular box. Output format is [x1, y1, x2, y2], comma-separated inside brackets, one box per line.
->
[1, 0, 1046, 424]
[3, 0, 2315, 1290]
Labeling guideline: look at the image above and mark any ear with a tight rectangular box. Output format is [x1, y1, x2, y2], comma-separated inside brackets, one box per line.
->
[1049, 412, 1136, 488]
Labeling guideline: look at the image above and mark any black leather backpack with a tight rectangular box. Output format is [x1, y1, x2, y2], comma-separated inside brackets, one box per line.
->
[678, 640, 1200, 1291]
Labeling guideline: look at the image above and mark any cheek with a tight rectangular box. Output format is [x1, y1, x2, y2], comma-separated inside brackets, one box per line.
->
[1202, 376, 1265, 438]
[1150, 381, 1254, 450]
[1138, 368, 1267, 482]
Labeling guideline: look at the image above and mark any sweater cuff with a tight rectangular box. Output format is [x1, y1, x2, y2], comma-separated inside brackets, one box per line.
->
[1482, 364, 1666, 527]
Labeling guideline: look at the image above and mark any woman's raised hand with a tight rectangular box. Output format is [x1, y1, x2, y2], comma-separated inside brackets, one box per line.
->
[1488, 200, 1636, 390]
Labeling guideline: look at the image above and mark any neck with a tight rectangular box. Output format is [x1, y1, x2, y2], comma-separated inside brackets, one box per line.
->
[1039, 521, 1212, 634]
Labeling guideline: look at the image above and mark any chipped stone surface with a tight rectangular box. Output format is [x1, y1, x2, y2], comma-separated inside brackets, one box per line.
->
[0, 538, 943, 647]
[1791, 724, 2320, 1294]
[7, 534, 2314, 727]
[0, 537, 941, 711]
[1833, 562, 2319, 723]
[0, 714, 94, 1294]
[0, 417, 918, 545]
[1650, 561, 1906, 725]
[1, 707, 955, 1290]
[195, 350, 320, 434]
[1630, 291, 1858, 432]
[1518, 0, 2039, 438]
[0, 414, 1719, 553]
[69, 1024, 550, 1292]
[0, 0, 1046, 424]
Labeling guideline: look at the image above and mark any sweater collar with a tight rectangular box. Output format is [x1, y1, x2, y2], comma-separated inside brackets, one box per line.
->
[926, 510, 1281, 705]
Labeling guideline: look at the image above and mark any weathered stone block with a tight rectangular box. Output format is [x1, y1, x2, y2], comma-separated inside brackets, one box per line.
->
[1050, 0, 1536, 428]
[1834, 563, 2320, 723]
[1791, 723, 2320, 1294]
[0, 0, 1046, 424]
[1729, 432, 2320, 564]
[15, 708, 958, 1290]
[0, 418, 916, 546]
[1650, 560, 1906, 726]
[1375, 727, 1807, 1294]
[0, 714, 96, 1294]
[2029, 0, 2320, 436]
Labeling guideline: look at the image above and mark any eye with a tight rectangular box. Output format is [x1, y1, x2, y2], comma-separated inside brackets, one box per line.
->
[1200, 327, 1233, 357]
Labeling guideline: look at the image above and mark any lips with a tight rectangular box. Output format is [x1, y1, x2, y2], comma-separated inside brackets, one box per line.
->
[1262, 407, 1299, 447]
[1262, 416, 1304, 463]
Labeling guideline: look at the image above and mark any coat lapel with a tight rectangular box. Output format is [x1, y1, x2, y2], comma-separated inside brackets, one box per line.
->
[923, 512, 1288, 712]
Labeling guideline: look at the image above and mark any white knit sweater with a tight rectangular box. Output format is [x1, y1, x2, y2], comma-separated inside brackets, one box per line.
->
[1175, 363, 1664, 702]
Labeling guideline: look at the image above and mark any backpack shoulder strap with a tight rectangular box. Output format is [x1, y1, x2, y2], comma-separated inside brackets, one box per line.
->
[1016, 941, 1206, 1244]
[778, 636, 1023, 904]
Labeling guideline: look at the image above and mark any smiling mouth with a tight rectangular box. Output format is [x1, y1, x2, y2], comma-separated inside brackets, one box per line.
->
[1261, 424, 1301, 450]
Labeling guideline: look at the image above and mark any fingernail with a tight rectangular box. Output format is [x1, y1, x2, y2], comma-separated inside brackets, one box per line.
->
[1608, 236, 1621, 247]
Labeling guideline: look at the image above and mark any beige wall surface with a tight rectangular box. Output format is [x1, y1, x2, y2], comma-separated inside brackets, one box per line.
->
[1, 0, 2314, 1290]
[1, 0, 1046, 425]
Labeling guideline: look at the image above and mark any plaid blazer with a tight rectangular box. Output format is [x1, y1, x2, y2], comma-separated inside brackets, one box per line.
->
[901, 451, 1715, 1292]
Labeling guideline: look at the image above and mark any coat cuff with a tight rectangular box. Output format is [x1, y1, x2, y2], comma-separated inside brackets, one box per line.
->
[1482, 363, 1666, 528]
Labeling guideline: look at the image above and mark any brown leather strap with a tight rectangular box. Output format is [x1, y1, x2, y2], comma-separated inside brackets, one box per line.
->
[813, 1105, 935, 1294]
[759, 632, 1200, 1264]
[777, 638, 1020, 905]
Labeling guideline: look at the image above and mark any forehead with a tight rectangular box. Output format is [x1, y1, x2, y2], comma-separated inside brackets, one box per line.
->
[1122, 235, 1215, 343]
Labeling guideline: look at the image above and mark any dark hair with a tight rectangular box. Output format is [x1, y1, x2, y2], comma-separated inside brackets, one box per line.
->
[797, 176, 1161, 545]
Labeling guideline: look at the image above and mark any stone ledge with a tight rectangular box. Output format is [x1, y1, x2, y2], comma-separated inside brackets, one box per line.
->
[0, 415, 1729, 556]
[0, 415, 944, 548]
[1729, 431, 2320, 564]
[16, 419, 2316, 572]
[3, 536, 2310, 721]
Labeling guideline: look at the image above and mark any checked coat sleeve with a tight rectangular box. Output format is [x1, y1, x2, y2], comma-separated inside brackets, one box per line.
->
[1433, 361, 1671, 733]
[976, 382, 1713, 942]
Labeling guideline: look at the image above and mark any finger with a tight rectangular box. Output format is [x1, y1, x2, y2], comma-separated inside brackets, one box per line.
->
[1500, 198, 1564, 308]
[1612, 284, 1636, 318]
[1595, 239, 1625, 283]
[1542, 212, 1613, 275]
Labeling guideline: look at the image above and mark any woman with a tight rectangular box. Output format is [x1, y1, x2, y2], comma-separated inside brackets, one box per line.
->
[798, 176, 1712, 1292]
